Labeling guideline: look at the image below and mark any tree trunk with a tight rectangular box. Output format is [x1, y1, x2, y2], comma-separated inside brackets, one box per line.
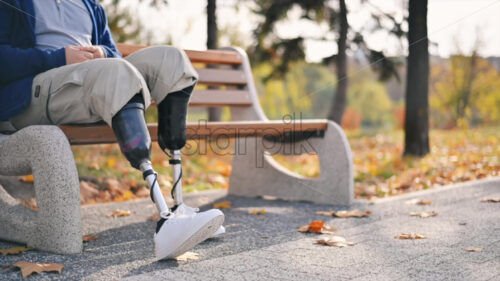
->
[328, 0, 348, 125]
[404, 0, 430, 156]
[207, 0, 222, 121]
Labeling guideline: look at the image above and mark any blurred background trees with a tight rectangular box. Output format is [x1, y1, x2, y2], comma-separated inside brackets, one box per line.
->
[101, 0, 500, 155]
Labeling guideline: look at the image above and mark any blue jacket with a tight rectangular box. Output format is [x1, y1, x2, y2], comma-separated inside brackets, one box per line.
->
[0, 0, 121, 121]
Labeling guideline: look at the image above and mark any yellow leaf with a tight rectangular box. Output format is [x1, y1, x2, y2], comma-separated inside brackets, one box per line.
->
[18, 175, 34, 183]
[0, 246, 30, 256]
[82, 235, 97, 242]
[107, 157, 116, 168]
[248, 209, 266, 215]
[107, 209, 131, 218]
[212, 201, 231, 209]
[316, 236, 354, 247]
[13, 261, 64, 279]
[174, 252, 199, 261]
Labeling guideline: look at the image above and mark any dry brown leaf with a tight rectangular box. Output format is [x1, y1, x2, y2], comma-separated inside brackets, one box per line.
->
[480, 197, 500, 203]
[298, 221, 338, 234]
[410, 211, 438, 218]
[417, 200, 433, 205]
[405, 199, 433, 205]
[82, 235, 97, 242]
[464, 247, 483, 252]
[0, 246, 30, 256]
[248, 209, 266, 215]
[212, 201, 231, 209]
[13, 261, 64, 279]
[315, 209, 371, 218]
[148, 213, 160, 221]
[80, 181, 99, 199]
[107, 209, 131, 218]
[18, 175, 34, 183]
[395, 233, 426, 239]
[316, 236, 354, 247]
[174, 252, 199, 261]
[315, 210, 336, 216]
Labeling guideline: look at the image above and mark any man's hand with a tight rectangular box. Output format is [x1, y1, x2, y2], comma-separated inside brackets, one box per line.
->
[65, 46, 94, 65]
[78, 46, 106, 59]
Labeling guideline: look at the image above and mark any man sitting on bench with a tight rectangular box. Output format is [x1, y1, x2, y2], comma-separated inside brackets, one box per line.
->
[0, 0, 224, 260]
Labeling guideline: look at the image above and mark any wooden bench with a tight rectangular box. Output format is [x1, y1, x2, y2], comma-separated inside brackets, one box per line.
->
[0, 44, 353, 254]
[60, 43, 354, 205]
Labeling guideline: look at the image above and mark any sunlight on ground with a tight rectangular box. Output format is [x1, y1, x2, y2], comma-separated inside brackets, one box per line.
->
[70, 127, 499, 204]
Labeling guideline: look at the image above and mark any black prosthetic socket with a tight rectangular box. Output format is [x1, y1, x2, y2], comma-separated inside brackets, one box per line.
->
[112, 94, 152, 170]
[158, 85, 194, 151]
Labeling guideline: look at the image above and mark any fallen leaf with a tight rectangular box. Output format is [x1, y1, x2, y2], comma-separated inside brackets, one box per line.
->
[82, 235, 97, 242]
[298, 221, 337, 234]
[248, 209, 266, 215]
[174, 252, 199, 261]
[405, 199, 432, 205]
[315, 210, 336, 216]
[464, 247, 483, 252]
[80, 181, 99, 199]
[316, 236, 354, 247]
[18, 175, 34, 183]
[410, 211, 438, 218]
[480, 197, 500, 203]
[19, 199, 38, 211]
[88, 163, 100, 170]
[0, 246, 30, 256]
[316, 209, 371, 218]
[107, 209, 131, 218]
[417, 200, 433, 205]
[107, 157, 117, 168]
[13, 261, 63, 279]
[212, 201, 231, 209]
[395, 233, 426, 239]
[148, 213, 160, 221]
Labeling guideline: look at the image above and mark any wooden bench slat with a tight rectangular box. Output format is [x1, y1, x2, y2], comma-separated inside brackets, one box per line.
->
[116, 43, 243, 65]
[189, 90, 252, 107]
[60, 120, 329, 145]
[196, 68, 247, 86]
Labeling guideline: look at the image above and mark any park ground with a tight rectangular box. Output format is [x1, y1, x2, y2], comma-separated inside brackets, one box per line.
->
[0, 176, 498, 280]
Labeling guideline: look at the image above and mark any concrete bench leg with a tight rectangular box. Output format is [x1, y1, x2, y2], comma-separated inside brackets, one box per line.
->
[229, 121, 353, 205]
[0, 126, 82, 254]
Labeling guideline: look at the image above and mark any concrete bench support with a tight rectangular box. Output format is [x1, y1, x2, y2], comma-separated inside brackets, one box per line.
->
[0, 126, 82, 254]
[229, 121, 353, 205]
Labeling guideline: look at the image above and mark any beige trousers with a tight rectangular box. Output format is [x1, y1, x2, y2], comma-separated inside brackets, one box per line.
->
[8, 46, 198, 129]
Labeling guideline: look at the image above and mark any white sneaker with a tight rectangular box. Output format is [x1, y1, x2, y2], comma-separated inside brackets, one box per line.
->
[173, 204, 225, 238]
[154, 207, 224, 260]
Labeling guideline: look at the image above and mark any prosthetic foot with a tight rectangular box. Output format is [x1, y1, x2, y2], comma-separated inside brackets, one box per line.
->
[112, 94, 224, 260]
[158, 88, 226, 238]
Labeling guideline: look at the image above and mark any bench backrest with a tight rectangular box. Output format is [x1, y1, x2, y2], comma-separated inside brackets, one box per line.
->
[116, 44, 267, 121]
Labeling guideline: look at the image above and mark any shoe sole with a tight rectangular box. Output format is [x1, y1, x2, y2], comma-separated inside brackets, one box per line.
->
[163, 214, 224, 259]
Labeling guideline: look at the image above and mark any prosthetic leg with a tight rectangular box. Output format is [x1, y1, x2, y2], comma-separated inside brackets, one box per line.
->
[112, 94, 224, 260]
[158, 87, 226, 236]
